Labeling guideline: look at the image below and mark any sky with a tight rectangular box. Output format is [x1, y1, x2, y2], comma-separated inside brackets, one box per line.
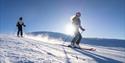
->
[0, 0, 125, 39]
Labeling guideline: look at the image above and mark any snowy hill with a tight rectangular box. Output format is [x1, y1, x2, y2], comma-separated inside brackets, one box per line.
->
[0, 31, 125, 63]
[29, 31, 125, 48]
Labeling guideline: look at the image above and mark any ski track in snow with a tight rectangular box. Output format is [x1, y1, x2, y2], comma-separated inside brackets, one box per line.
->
[0, 34, 125, 63]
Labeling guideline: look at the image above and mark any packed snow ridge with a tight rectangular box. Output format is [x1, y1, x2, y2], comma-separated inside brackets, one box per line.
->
[0, 31, 125, 63]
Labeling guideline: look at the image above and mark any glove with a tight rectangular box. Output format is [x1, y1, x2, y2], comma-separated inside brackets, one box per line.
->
[24, 25, 26, 27]
[80, 26, 85, 31]
[82, 28, 85, 31]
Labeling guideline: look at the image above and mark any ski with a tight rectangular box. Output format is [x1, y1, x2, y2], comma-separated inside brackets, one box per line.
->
[77, 47, 96, 51]
[61, 44, 96, 51]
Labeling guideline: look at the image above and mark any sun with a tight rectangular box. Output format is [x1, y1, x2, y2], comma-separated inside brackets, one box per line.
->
[65, 23, 75, 35]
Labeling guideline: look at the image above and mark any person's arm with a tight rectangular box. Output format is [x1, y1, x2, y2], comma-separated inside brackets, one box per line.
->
[22, 22, 26, 27]
[80, 26, 85, 31]
[79, 20, 85, 31]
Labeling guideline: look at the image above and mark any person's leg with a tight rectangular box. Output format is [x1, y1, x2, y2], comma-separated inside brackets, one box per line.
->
[71, 35, 77, 46]
[70, 32, 79, 47]
[17, 28, 20, 37]
[20, 29, 23, 37]
[76, 33, 82, 45]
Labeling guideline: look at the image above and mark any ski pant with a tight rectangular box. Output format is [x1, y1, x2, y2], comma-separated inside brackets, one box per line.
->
[71, 32, 82, 45]
[17, 28, 23, 37]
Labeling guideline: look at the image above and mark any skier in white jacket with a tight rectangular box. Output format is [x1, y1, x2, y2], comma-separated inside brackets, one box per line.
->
[69, 12, 85, 48]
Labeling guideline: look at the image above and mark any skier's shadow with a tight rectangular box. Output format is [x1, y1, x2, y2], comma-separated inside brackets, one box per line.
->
[71, 48, 123, 63]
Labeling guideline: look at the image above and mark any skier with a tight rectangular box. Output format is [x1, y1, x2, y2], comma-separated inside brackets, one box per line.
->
[16, 17, 26, 37]
[69, 12, 85, 48]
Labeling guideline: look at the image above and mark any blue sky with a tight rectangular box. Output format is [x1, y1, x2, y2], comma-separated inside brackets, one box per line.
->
[0, 0, 125, 39]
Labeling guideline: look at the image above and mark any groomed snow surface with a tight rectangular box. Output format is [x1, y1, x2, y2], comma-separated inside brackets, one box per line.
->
[0, 32, 125, 63]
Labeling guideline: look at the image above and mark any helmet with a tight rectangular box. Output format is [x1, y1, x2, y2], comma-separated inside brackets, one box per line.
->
[19, 17, 23, 20]
[76, 12, 81, 14]
[76, 12, 81, 17]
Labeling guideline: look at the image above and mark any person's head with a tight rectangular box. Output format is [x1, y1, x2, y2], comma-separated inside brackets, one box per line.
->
[76, 12, 81, 17]
[19, 17, 23, 20]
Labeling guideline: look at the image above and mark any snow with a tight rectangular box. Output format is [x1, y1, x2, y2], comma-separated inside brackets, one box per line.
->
[0, 32, 125, 63]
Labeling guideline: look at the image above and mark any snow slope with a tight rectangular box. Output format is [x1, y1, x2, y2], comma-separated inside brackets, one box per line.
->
[0, 31, 125, 63]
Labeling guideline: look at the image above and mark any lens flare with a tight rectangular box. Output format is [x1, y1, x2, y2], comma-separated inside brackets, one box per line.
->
[65, 24, 75, 35]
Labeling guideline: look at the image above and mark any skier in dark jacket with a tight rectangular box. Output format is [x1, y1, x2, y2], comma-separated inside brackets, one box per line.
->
[16, 17, 26, 37]
[69, 12, 85, 48]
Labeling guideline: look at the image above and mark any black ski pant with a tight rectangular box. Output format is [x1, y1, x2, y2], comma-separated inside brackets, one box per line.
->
[71, 32, 82, 45]
[17, 28, 23, 37]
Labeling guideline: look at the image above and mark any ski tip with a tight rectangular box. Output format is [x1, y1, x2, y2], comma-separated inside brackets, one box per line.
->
[90, 48, 96, 51]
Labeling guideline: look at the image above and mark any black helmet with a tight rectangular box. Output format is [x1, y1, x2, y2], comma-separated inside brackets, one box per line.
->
[76, 12, 81, 17]
[19, 17, 23, 20]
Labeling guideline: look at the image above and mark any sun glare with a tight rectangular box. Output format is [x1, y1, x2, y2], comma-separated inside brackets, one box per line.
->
[65, 24, 75, 35]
